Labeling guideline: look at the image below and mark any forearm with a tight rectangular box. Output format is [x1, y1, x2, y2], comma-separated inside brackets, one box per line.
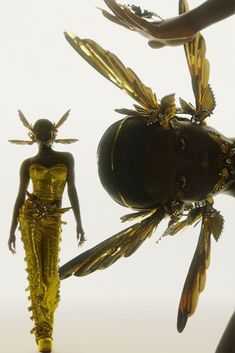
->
[9, 196, 25, 235]
[190, 0, 235, 32]
[67, 183, 83, 225]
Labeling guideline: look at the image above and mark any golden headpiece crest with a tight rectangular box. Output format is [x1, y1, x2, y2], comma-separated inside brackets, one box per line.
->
[9, 109, 78, 145]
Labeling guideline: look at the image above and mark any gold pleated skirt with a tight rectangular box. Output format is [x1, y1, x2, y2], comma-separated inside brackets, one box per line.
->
[19, 194, 63, 342]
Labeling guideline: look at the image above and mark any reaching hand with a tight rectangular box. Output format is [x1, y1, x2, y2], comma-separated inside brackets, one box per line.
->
[76, 224, 86, 246]
[101, 0, 235, 48]
[8, 234, 16, 254]
[100, 0, 196, 48]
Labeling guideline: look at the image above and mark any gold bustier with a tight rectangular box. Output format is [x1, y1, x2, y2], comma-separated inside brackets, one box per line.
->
[29, 164, 67, 202]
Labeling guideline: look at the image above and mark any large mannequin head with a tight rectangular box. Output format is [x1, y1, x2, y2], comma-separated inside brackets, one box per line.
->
[98, 117, 224, 209]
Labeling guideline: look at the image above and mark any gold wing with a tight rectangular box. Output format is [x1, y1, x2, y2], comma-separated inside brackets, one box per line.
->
[18, 110, 33, 130]
[54, 109, 71, 129]
[64, 32, 159, 113]
[8, 139, 34, 145]
[54, 138, 78, 144]
[177, 217, 211, 332]
[179, 0, 216, 122]
[59, 208, 165, 280]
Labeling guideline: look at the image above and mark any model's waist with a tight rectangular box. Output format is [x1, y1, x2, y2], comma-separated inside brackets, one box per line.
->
[25, 192, 62, 209]
[21, 192, 71, 218]
[29, 191, 62, 204]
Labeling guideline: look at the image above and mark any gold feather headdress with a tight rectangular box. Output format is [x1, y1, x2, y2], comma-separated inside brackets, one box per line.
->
[9, 109, 78, 145]
[59, 0, 233, 333]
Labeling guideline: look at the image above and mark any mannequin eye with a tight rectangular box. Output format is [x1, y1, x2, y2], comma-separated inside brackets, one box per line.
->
[175, 175, 187, 197]
[176, 137, 186, 151]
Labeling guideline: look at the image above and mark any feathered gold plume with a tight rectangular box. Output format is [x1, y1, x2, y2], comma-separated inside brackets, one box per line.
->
[9, 110, 78, 145]
[64, 32, 178, 128]
[59, 207, 165, 279]
[179, 0, 216, 123]
[54, 109, 71, 129]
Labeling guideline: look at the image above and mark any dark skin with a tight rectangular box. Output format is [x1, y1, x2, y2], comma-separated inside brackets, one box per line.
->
[101, 0, 235, 48]
[8, 119, 85, 254]
[139, 122, 225, 204]
[141, 122, 235, 352]
[99, 3, 235, 348]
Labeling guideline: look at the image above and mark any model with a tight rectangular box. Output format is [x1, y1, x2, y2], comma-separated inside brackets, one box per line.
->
[8, 110, 85, 352]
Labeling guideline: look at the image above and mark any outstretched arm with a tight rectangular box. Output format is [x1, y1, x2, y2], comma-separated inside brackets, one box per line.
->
[66, 154, 85, 246]
[101, 0, 235, 48]
[8, 160, 30, 254]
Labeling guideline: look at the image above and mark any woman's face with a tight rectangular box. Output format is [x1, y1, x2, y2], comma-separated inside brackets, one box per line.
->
[34, 119, 54, 146]
[140, 121, 225, 203]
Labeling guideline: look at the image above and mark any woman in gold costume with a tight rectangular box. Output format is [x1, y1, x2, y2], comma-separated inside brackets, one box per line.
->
[8, 111, 84, 353]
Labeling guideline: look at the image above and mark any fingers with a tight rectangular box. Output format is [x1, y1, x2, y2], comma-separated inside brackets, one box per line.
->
[77, 233, 86, 247]
[77, 229, 86, 247]
[122, 6, 157, 32]
[148, 40, 165, 49]
[8, 240, 16, 255]
[102, 0, 165, 41]
[148, 35, 196, 48]
[78, 239, 86, 247]
[104, 0, 131, 24]
[104, 0, 145, 31]
[99, 8, 133, 30]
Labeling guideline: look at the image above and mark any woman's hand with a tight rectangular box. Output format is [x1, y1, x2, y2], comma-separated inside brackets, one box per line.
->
[8, 233, 16, 254]
[76, 224, 86, 246]
[100, 0, 196, 48]
[101, 0, 235, 48]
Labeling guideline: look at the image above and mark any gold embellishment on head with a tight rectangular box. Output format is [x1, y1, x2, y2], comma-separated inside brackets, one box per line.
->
[127, 4, 163, 21]
[64, 31, 178, 129]
[9, 110, 78, 145]
[208, 130, 235, 193]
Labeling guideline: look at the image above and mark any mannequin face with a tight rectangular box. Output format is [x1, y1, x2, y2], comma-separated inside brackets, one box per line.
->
[139, 121, 224, 203]
[34, 119, 54, 146]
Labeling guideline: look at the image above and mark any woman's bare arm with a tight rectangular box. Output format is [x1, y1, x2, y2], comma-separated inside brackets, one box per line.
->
[101, 0, 235, 48]
[8, 160, 30, 254]
[66, 153, 85, 245]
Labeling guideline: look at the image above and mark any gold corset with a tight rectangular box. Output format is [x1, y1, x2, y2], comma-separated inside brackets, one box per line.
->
[29, 164, 67, 202]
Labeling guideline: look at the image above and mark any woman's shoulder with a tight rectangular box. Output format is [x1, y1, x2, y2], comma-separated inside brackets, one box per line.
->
[53, 151, 75, 168]
[54, 151, 74, 162]
[20, 157, 34, 169]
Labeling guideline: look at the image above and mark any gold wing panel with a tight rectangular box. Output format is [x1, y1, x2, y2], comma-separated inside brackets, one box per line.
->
[179, 0, 216, 121]
[177, 218, 211, 332]
[59, 208, 165, 280]
[64, 32, 158, 112]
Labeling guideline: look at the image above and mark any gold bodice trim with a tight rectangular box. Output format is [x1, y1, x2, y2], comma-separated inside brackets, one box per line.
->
[29, 163, 67, 202]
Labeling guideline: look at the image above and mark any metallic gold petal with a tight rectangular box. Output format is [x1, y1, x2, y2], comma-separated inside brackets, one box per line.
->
[177, 217, 211, 332]
[164, 219, 188, 236]
[54, 110, 71, 129]
[59, 208, 165, 280]
[179, 97, 196, 116]
[160, 94, 176, 127]
[64, 32, 158, 112]
[179, 0, 215, 122]
[18, 110, 33, 130]
[120, 209, 156, 222]
[54, 139, 78, 144]
[208, 210, 224, 241]
[8, 139, 34, 145]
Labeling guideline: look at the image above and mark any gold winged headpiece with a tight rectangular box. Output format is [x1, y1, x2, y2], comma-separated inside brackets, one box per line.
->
[60, 0, 229, 333]
[9, 109, 78, 145]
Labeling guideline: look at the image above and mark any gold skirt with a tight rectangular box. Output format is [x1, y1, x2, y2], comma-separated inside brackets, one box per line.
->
[19, 193, 69, 341]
